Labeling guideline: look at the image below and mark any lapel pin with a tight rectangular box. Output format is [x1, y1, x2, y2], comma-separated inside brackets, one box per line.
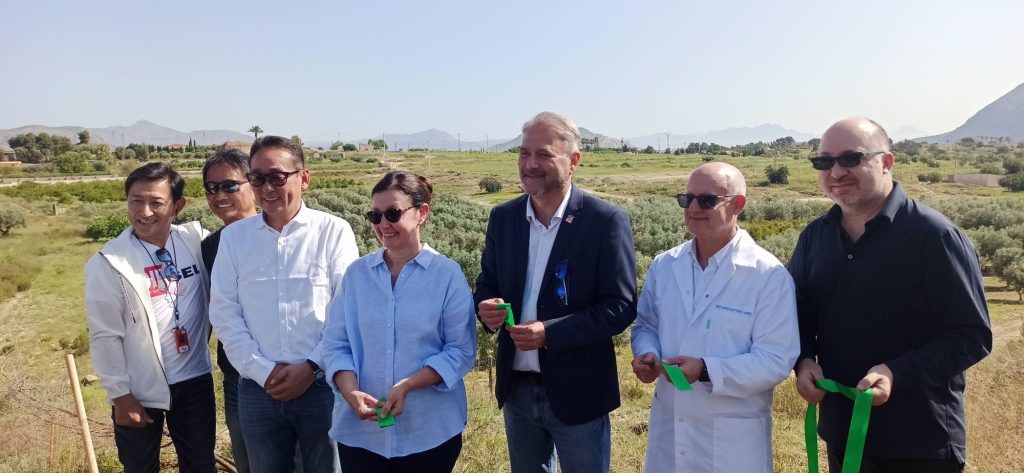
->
[565, 214, 575, 224]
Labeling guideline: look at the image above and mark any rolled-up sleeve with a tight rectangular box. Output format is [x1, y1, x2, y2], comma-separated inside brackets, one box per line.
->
[424, 265, 478, 392]
[631, 263, 662, 359]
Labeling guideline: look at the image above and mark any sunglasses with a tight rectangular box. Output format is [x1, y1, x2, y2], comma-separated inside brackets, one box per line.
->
[364, 206, 420, 224]
[203, 180, 245, 195]
[155, 248, 181, 281]
[246, 170, 301, 187]
[676, 193, 736, 210]
[554, 260, 568, 306]
[809, 151, 885, 171]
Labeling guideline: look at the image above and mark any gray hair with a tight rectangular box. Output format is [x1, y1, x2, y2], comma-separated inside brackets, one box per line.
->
[522, 111, 581, 155]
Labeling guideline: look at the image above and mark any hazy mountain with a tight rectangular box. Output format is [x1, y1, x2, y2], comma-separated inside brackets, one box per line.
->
[488, 127, 620, 152]
[918, 82, 1024, 143]
[358, 128, 511, 152]
[0, 120, 253, 147]
[890, 125, 928, 142]
[628, 124, 817, 149]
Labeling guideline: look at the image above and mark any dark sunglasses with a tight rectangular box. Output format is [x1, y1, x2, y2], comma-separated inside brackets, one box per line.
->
[155, 248, 181, 281]
[554, 260, 568, 306]
[364, 206, 420, 224]
[809, 151, 885, 171]
[203, 180, 245, 195]
[676, 193, 736, 210]
[246, 170, 302, 187]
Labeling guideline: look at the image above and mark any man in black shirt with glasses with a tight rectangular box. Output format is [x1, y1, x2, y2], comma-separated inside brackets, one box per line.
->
[790, 117, 992, 473]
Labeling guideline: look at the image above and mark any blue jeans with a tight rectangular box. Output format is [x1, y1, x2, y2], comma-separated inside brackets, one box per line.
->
[238, 378, 339, 473]
[502, 374, 611, 473]
[222, 371, 249, 473]
[113, 373, 216, 473]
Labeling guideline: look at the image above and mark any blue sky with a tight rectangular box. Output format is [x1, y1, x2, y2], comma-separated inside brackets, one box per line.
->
[2, 0, 1022, 142]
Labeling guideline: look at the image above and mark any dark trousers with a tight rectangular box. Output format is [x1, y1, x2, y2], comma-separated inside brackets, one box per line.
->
[112, 372, 216, 473]
[337, 433, 462, 473]
[828, 445, 965, 473]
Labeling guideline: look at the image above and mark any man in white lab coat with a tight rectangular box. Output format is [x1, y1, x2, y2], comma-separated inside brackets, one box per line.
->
[631, 162, 799, 473]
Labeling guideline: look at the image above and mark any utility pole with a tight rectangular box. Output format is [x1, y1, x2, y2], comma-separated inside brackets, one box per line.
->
[486, 135, 489, 151]
[458, 132, 462, 152]
[666, 133, 671, 152]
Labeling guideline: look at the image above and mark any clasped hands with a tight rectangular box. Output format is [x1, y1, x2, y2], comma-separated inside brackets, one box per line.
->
[478, 298, 546, 351]
[632, 352, 705, 384]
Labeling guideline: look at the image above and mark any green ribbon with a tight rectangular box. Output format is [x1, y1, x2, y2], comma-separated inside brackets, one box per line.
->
[660, 361, 693, 391]
[376, 396, 394, 428]
[497, 303, 514, 326]
[805, 379, 873, 473]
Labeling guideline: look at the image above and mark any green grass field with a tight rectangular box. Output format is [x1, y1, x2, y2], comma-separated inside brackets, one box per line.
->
[0, 148, 1021, 472]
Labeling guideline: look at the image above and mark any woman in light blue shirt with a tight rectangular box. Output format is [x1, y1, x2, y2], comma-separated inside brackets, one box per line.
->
[322, 171, 477, 473]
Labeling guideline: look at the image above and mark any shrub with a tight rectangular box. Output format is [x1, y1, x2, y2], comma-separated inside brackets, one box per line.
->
[978, 163, 1003, 174]
[765, 165, 790, 185]
[1004, 157, 1024, 174]
[999, 173, 1024, 192]
[478, 176, 503, 193]
[0, 205, 27, 236]
[917, 172, 943, 183]
[85, 214, 130, 240]
[54, 151, 91, 174]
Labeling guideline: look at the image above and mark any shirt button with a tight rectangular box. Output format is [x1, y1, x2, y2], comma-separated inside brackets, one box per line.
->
[847, 254, 854, 260]
[387, 323, 392, 328]
[678, 417, 684, 423]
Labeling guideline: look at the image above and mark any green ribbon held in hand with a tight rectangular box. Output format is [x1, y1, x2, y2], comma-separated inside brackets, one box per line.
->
[660, 362, 693, 391]
[497, 303, 514, 326]
[805, 379, 873, 473]
[376, 396, 394, 428]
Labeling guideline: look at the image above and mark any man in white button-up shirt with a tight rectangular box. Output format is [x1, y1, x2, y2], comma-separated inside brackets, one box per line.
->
[210, 136, 359, 473]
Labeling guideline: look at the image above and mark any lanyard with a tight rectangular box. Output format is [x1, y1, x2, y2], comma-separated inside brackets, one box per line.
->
[135, 232, 182, 328]
[805, 379, 874, 473]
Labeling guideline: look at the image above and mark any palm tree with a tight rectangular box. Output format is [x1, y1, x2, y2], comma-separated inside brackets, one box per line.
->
[248, 125, 264, 139]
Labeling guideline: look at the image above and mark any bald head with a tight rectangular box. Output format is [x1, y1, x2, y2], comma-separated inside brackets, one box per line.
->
[689, 162, 747, 196]
[821, 117, 891, 154]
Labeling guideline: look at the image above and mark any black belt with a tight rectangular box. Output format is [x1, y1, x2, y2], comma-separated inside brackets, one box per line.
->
[513, 370, 543, 385]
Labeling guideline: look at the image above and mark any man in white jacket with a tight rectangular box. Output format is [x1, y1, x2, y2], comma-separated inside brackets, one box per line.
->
[630, 162, 799, 473]
[84, 162, 215, 473]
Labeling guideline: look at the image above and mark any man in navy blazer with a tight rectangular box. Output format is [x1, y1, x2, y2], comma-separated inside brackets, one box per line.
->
[476, 111, 637, 473]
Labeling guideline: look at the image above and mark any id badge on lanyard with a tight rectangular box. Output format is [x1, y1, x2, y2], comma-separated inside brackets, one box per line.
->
[173, 327, 190, 353]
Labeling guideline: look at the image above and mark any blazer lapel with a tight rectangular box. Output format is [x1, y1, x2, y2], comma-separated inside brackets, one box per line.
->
[512, 196, 530, 314]
[539, 187, 584, 303]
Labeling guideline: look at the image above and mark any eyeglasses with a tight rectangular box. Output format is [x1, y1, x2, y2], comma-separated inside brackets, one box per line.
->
[203, 180, 246, 195]
[809, 151, 886, 171]
[554, 260, 568, 306]
[155, 248, 181, 281]
[676, 193, 736, 210]
[364, 206, 420, 224]
[246, 170, 302, 187]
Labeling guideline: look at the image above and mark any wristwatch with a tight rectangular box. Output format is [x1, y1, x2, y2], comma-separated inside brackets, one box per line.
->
[306, 359, 325, 381]
[698, 358, 711, 383]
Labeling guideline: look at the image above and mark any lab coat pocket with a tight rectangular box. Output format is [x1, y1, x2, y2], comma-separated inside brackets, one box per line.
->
[712, 415, 771, 473]
[708, 311, 755, 357]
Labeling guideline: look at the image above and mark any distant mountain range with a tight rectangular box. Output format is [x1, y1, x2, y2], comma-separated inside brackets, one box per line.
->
[917, 81, 1024, 143]
[0, 120, 253, 147]
[7, 85, 1022, 153]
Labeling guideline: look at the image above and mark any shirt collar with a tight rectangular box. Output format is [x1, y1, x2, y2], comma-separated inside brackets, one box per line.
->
[684, 228, 742, 267]
[257, 202, 311, 231]
[525, 187, 573, 227]
[825, 181, 906, 226]
[368, 243, 437, 270]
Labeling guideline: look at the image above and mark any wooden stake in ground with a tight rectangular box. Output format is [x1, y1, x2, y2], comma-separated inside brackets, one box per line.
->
[65, 354, 99, 473]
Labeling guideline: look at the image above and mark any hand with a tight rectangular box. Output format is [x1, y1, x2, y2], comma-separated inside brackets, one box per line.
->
[382, 380, 412, 418]
[795, 358, 826, 404]
[631, 352, 661, 384]
[112, 394, 154, 428]
[478, 298, 508, 331]
[857, 363, 894, 406]
[507, 321, 546, 351]
[266, 363, 314, 401]
[344, 389, 383, 421]
[661, 355, 703, 384]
